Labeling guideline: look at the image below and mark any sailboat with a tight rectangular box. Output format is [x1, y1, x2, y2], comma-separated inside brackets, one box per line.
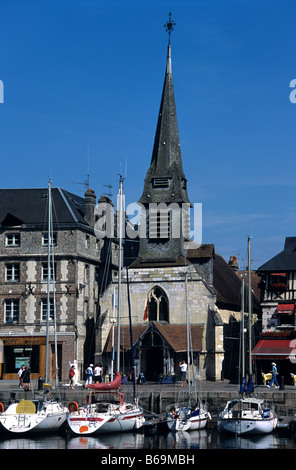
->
[0, 181, 68, 435]
[166, 273, 210, 432]
[67, 176, 145, 436]
[218, 237, 277, 435]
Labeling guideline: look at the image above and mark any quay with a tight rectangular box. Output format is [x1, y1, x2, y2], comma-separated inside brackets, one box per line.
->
[0, 379, 296, 429]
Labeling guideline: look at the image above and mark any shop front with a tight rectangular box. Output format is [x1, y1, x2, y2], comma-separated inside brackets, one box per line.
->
[0, 336, 47, 380]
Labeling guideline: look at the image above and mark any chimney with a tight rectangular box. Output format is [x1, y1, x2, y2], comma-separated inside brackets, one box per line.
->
[228, 255, 239, 270]
[84, 188, 96, 226]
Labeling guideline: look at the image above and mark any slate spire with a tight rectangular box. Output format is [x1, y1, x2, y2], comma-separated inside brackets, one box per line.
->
[137, 15, 191, 263]
[138, 37, 190, 206]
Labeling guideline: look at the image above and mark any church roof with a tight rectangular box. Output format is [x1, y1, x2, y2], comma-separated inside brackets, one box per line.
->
[213, 253, 261, 314]
[104, 322, 203, 353]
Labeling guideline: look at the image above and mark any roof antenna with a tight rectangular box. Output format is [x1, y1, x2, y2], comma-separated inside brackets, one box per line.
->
[72, 138, 91, 191]
[103, 184, 113, 199]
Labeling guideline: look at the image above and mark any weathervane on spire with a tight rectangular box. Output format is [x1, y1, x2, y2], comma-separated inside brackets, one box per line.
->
[163, 12, 176, 43]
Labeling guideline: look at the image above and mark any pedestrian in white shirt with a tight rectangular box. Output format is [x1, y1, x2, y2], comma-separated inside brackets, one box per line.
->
[179, 360, 187, 388]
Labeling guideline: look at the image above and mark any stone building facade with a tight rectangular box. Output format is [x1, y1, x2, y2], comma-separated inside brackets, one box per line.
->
[0, 186, 99, 382]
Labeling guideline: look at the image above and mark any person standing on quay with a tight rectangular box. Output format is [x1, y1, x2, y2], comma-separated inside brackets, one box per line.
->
[179, 360, 187, 388]
[267, 362, 280, 389]
[21, 366, 31, 390]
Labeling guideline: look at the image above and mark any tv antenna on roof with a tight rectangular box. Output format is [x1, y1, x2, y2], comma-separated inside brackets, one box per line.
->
[72, 173, 90, 191]
[103, 184, 113, 199]
[72, 139, 91, 191]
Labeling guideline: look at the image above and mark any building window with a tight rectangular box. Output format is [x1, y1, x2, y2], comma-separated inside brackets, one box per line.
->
[5, 233, 20, 246]
[268, 273, 288, 292]
[6, 263, 20, 282]
[5, 299, 19, 323]
[84, 264, 89, 283]
[42, 232, 57, 246]
[41, 263, 56, 281]
[152, 177, 170, 188]
[41, 298, 54, 321]
[145, 286, 169, 322]
[85, 235, 90, 249]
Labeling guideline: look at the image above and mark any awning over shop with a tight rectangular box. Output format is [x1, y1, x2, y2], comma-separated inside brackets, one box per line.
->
[252, 339, 296, 360]
[277, 304, 295, 314]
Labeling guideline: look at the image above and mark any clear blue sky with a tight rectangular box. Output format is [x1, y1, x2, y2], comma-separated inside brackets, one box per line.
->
[1, 0, 295, 270]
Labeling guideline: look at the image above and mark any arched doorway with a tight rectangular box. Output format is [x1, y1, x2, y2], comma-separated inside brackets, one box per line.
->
[137, 322, 173, 381]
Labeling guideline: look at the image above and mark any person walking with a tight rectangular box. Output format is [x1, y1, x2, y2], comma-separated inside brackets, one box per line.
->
[69, 364, 75, 389]
[85, 364, 93, 386]
[94, 363, 103, 383]
[18, 364, 25, 388]
[179, 360, 187, 388]
[267, 362, 279, 389]
[21, 366, 31, 391]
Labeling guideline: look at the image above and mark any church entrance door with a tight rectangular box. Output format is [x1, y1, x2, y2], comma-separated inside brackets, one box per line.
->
[144, 347, 163, 381]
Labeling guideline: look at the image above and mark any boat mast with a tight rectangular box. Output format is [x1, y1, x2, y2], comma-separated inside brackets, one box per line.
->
[248, 236, 252, 380]
[185, 273, 191, 399]
[45, 180, 59, 386]
[241, 275, 245, 380]
[116, 175, 124, 373]
[45, 180, 51, 384]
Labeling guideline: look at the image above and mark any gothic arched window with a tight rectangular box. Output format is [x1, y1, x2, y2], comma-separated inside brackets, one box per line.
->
[144, 286, 169, 323]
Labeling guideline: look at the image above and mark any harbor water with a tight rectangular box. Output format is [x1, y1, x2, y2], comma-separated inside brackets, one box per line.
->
[0, 428, 296, 450]
[1, 380, 296, 454]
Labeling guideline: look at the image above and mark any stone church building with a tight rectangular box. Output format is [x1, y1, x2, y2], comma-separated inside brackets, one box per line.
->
[97, 38, 258, 382]
[0, 29, 260, 384]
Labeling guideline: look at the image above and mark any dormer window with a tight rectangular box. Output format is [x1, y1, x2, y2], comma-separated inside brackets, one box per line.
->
[152, 178, 170, 188]
[5, 233, 20, 246]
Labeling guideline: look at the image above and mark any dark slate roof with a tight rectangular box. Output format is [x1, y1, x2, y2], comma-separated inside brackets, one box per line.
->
[186, 244, 215, 259]
[213, 253, 261, 314]
[130, 255, 190, 268]
[0, 188, 88, 228]
[258, 237, 296, 272]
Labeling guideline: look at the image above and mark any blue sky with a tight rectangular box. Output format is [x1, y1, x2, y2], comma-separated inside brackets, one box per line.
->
[0, 0, 295, 269]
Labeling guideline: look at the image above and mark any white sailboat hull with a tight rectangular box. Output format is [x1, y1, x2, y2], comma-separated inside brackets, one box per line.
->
[67, 403, 144, 435]
[218, 398, 278, 436]
[167, 406, 210, 432]
[0, 402, 67, 435]
[218, 417, 276, 435]
[187, 411, 209, 431]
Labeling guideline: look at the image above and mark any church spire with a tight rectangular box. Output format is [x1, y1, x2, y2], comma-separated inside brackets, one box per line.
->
[137, 15, 191, 263]
[139, 13, 190, 206]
